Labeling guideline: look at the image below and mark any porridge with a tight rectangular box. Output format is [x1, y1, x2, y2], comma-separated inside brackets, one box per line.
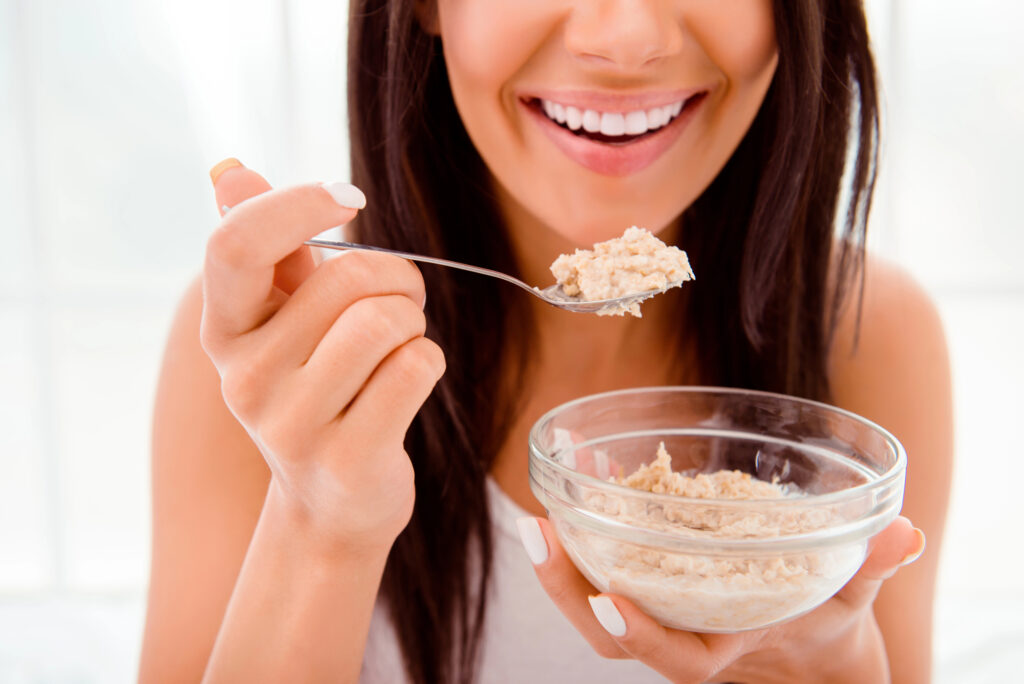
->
[550, 226, 694, 317]
[570, 444, 864, 632]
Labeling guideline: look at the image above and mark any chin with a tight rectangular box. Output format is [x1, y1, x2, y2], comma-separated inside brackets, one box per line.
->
[541, 203, 684, 248]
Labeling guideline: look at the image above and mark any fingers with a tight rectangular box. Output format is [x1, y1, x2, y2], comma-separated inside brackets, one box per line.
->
[211, 158, 272, 215]
[298, 294, 428, 424]
[337, 335, 446, 448]
[212, 249, 429, 432]
[834, 516, 925, 610]
[211, 161, 317, 297]
[202, 159, 439, 451]
[255, 250, 426, 368]
[515, 517, 629, 659]
[203, 171, 366, 341]
[588, 594, 752, 683]
[515, 514, 923, 683]
[516, 517, 755, 681]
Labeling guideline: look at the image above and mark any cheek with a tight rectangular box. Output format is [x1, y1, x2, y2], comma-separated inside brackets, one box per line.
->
[439, 0, 556, 101]
[688, 0, 777, 83]
[684, 0, 778, 185]
[438, 0, 563, 185]
[439, 2, 507, 88]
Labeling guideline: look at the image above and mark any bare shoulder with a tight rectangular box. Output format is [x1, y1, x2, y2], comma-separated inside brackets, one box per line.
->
[139, 275, 270, 682]
[828, 253, 950, 413]
[828, 253, 953, 684]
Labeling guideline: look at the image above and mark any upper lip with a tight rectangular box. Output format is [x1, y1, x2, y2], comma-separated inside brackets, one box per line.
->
[521, 88, 706, 112]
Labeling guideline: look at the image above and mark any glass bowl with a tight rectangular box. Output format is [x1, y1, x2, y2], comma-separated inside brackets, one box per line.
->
[528, 386, 906, 633]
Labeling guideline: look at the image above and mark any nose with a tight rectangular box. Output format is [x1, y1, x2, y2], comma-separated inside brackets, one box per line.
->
[564, 0, 685, 70]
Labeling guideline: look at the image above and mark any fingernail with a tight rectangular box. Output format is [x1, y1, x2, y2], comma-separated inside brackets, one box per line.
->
[220, 204, 232, 215]
[321, 182, 367, 210]
[209, 157, 243, 185]
[515, 517, 548, 565]
[899, 528, 927, 567]
[588, 595, 627, 637]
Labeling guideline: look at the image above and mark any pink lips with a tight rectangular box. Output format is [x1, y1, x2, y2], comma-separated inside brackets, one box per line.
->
[522, 93, 705, 177]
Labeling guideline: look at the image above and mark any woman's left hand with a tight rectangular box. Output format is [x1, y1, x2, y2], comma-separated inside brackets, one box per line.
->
[517, 515, 925, 683]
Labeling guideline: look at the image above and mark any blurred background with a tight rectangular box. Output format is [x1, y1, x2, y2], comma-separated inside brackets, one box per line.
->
[1, 0, 1021, 681]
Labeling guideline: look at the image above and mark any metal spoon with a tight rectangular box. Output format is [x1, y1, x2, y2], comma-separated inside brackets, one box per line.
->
[304, 238, 685, 315]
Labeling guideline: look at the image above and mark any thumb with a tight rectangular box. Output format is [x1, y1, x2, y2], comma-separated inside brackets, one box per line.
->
[210, 157, 272, 216]
[208, 158, 316, 295]
[834, 516, 925, 609]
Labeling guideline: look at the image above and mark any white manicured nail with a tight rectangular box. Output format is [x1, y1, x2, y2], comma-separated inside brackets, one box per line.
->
[588, 595, 627, 637]
[321, 182, 367, 209]
[516, 517, 548, 565]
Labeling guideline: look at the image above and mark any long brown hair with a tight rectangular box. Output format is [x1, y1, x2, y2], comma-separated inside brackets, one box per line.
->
[346, 1, 878, 681]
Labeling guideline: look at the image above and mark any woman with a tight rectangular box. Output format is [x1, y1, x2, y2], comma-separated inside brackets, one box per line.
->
[140, 0, 952, 682]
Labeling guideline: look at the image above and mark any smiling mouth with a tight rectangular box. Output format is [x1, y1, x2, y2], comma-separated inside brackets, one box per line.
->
[524, 93, 707, 145]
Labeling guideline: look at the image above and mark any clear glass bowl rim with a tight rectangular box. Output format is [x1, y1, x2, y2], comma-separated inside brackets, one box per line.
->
[528, 386, 907, 551]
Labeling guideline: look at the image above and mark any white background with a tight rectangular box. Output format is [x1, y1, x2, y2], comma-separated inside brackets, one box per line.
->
[1, 0, 1021, 681]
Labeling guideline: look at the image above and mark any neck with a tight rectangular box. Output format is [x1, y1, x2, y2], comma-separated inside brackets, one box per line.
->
[495, 181, 690, 388]
[528, 293, 688, 389]
[488, 188, 695, 515]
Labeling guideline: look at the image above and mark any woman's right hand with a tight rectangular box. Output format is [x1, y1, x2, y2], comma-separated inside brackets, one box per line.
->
[200, 161, 445, 554]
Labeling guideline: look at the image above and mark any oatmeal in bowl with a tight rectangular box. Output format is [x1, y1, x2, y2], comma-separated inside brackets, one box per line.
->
[528, 387, 906, 633]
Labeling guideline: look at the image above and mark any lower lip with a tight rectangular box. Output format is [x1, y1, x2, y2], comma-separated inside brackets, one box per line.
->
[523, 97, 704, 177]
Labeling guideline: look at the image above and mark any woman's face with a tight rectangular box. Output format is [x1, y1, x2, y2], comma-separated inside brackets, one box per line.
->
[433, 0, 778, 248]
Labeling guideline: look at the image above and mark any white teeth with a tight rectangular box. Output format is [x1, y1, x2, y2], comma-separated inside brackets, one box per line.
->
[600, 112, 625, 136]
[539, 97, 688, 138]
[565, 106, 583, 130]
[624, 110, 648, 135]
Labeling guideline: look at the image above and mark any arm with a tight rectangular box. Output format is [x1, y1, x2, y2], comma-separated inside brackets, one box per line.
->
[139, 277, 394, 684]
[139, 165, 443, 683]
[202, 480, 393, 682]
[138, 275, 271, 682]
[829, 255, 954, 683]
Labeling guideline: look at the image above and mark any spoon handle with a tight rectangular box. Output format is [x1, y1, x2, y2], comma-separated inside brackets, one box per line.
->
[304, 238, 542, 298]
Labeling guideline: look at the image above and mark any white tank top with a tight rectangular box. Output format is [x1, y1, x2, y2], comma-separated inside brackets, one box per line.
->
[358, 478, 669, 683]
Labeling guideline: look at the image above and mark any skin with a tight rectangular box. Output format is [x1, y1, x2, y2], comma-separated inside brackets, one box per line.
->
[139, 1, 952, 682]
